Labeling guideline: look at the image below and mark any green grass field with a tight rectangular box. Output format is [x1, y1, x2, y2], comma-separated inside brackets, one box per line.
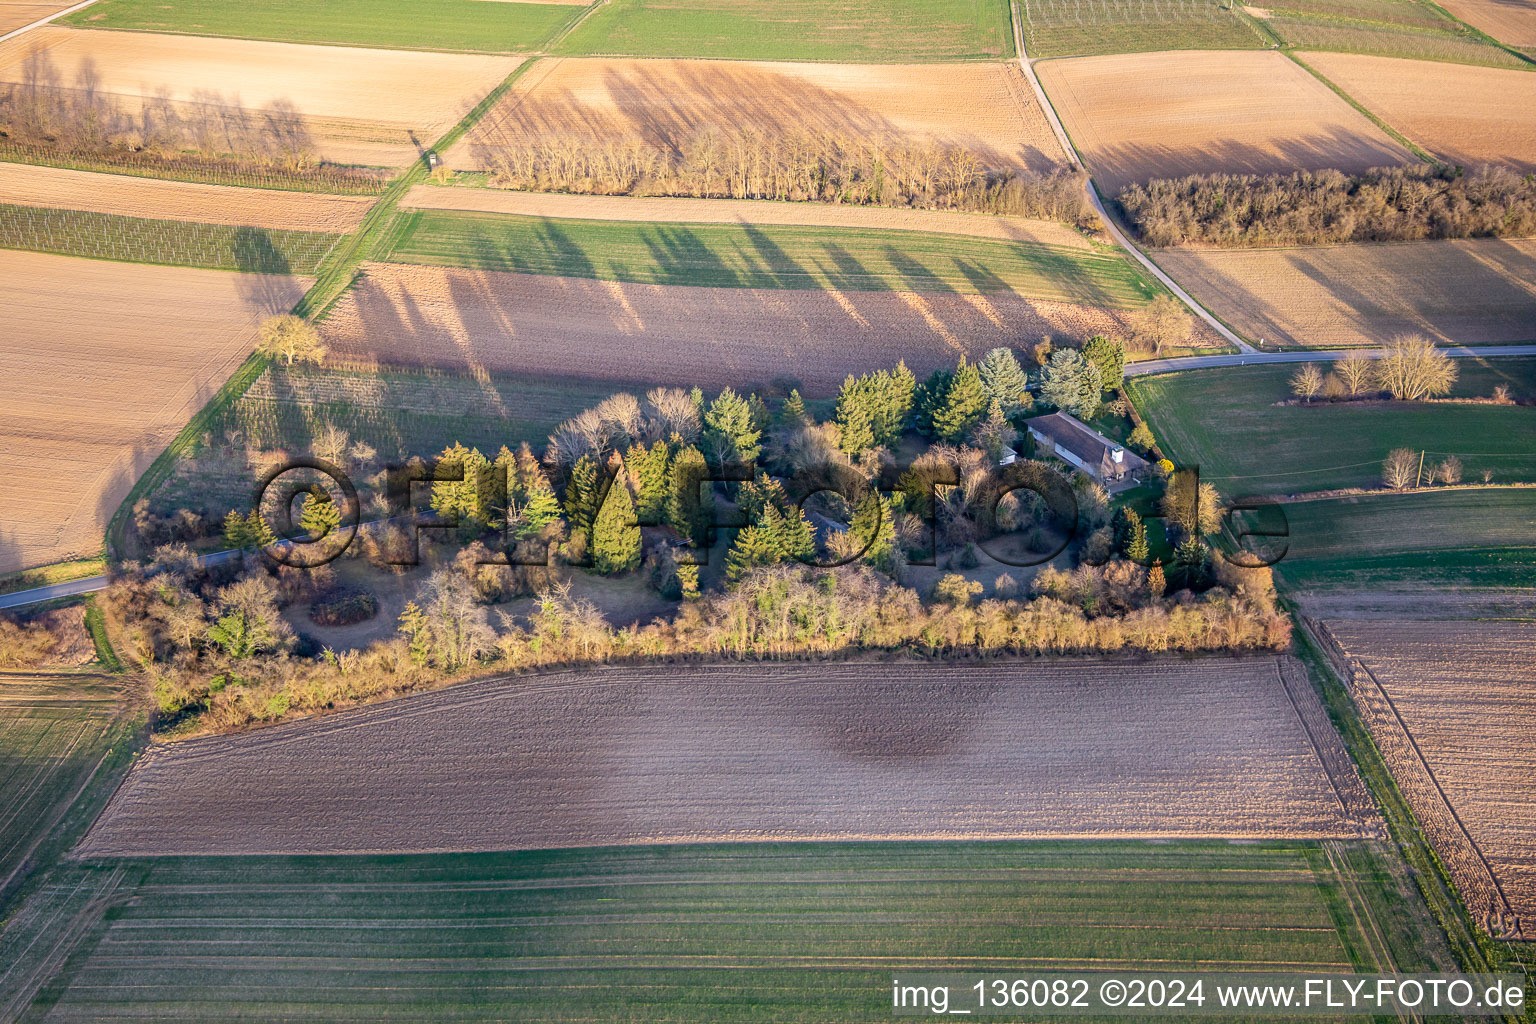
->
[7, 840, 1446, 1022]
[1020, 0, 1265, 57]
[1128, 360, 1536, 497]
[376, 210, 1160, 305]
[1244, 488, 1536, 588]
[555, 0, 1014, 61]
[0, 675, 125, 906]
[0, 206, 344, 274]
[64, 0, 581, 52]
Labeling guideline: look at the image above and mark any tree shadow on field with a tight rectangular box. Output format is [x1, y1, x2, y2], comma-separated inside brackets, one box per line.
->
[805, 676, 1005, 761]
[232, 227, 298, 316]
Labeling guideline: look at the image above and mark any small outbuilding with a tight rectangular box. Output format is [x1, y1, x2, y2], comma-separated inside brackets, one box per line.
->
[1025, 411, 1147, 486]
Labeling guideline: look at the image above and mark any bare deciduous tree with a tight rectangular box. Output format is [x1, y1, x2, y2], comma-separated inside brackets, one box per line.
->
[1289, 363, 1324, 402]
[1128, 294, 1192, 355]
[1382, 447, 1419, 490]
[1335, 355, 1374, 396]
[1374, 334, 1458, 401]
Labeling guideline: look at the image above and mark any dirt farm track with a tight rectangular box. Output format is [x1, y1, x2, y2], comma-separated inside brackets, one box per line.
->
[78, 658, 1377, 857]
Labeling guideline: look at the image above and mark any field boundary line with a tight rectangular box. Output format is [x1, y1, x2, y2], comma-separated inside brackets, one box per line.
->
[1005, 0, 1257, 353]
[0, 0, 98, 44]
[1282, 52, 1438, 163]
[1321, 841, 1420, 1024]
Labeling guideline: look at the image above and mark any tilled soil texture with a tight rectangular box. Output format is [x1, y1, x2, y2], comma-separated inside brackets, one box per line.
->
[0, 250, 308, 573]
[1323, 620, 1536, 939]
[1301, 52, 1536, 172]
[77, 658, 1377, 857]
[319, 262, 1223, 395]
[400, 186, 1095, 248]
[1158, 238, 1536, 348]
[456, 56, 1068, 174]
[1434, 0, 1536, 48]
[0, 0, 76, 36]
[0, 163, 375, 231]
[0, 27, 521, 168]
[1036, 50, 1414, 195]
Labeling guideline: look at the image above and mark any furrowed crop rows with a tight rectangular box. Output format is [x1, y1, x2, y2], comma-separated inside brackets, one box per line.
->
[0, 205, 344, 274]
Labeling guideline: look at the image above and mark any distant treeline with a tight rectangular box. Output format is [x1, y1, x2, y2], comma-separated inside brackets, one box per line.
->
[1118, 165, 1536, 247]
[478, 127, 1095, 224]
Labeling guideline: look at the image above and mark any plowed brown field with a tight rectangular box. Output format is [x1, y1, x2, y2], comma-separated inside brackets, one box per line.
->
[320, 262, 1220, 393]
[457, 56, 1067, 173]
[0, 0, 75, 36]
[1323, 620, 1536, 939]
[0, 27, 521, 167]
[1036, 50, 1414, 194]
[1159, 238, 1536, 348]
[400, 185, 1093, 247]
[1301, 52, 1536, 171]
[0, 162, 374, 231]
[78, 658, 1374, 857]
[1435, 0, 1536, 47]
[0, 250, 308, 573]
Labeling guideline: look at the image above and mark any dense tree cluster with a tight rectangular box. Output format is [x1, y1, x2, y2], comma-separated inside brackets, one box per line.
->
[1119, 165, 1536, 247]
[480, 127, 1096, 223]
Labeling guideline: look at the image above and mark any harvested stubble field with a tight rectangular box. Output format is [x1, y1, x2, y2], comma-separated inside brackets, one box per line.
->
[1300, 52, 1536, 171]
[1035, 50, 1414, 194]
[1265, 488, 1536, 589]
[1127, 359, 1536, 495]
[1435, 0, 1536, 48]
[1158, 239, 1536, 349]
[0, 163, 373, 231]
[0, 27, 522, 167]
[0, 0, 75, 36]
[1020, 0, 1266, 57]
[457, 56, 1066, 174]
[319, 261, 1220, 394]
[0, 673, 122, 900]
[0, 204, 343, 272]
[63, 0, 579, 52]
[0, 249, 308, 573]
[79, 658, 1374, 858]
[1324, 620, 1536, 937]
[401, 185, 1093, 247]
[554, 0, 1015, 61]
[373, 210, 1154, 301]
[14, 840, 1440, 1022]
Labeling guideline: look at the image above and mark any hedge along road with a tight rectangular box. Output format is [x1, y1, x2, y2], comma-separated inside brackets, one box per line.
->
[1004, 0, 1258, 354]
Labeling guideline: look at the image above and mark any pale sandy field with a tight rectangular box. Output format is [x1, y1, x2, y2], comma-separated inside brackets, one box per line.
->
[401, 185, 1094, 247]
[457, 56, 1067, 173]
[1302, 52, 1536, 171]
[0, 162, 375, 231]
[1434, 0, 1536, 48]
[0, 27, 521, 166]
[78, 658, 1374, 857]
[0, 251, 308, 573]
[1326, 620, 1536, 937]
[1036, 50, 1414, 194]
[320, 262, 1221, 393]
[1159, 238, 1536, 348]
[0, 0, 76, 37]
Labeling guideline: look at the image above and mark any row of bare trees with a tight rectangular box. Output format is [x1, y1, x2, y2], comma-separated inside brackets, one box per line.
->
[1119, 164, 1536, 247]
[480, 126, 1094, 223]
[0, 54, 319, 174]
[1289, 334, 1461, 403]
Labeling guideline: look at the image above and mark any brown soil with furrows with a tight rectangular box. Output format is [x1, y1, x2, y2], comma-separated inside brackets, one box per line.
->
[1036, 50, 1414, 195]
[0, 250, 308, 574]
[0, 27, 521, 167]
[77, 658, 1373, 857]
[1322, 620, 1536, 939]
[0, 0, 76, 36]
[0, 162, 375, 231]
[456, 56, 1068, 173]
[1300, 52, 1536, 172]
[320, 262, 1222, 394]
[1423, 0, 1536, 48]
[1159, 239, 1536, 348]
[401, 185, 1094, 247]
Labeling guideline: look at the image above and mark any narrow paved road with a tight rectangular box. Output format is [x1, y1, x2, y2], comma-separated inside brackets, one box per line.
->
[1006, 0, 1257, 353]
[0, 549, 243, 611]
[0, 0, 99, 43]
[1126, 343, 1536, 376]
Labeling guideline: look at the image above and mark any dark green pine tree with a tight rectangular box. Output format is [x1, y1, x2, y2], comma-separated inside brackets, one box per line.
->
[1127, 519, 1150, 563]
[915, 367, 953, 438]
[666, 445, 713, 546]
[930, 357, 988, 443]
[835, 385, 876, 455]
[592, 476, 641, 575]
[1083, 335, 1126, 393]
[564, 453, 600, 546]
[848, 492, 896, 572]
[246, 509, 277, 549]
[223, 509, 253, 551]
[628, 441, 671, 525]
[778, 388, 808, 426]
[299, 487, 341, 539]
[724, 523, 781, 584]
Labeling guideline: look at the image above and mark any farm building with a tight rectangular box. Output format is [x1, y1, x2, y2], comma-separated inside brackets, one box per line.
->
[1027, 411, 1147, 485]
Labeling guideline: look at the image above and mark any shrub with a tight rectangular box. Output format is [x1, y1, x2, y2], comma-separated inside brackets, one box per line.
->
[310, 587, 379, 627]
